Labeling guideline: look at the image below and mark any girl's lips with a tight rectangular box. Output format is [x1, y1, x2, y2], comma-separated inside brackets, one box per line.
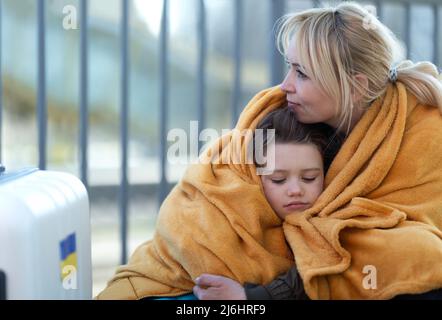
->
[284, 203, 309, 210]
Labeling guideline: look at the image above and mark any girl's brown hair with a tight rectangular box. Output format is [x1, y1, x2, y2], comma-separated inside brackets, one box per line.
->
[254, 107, 342, 172]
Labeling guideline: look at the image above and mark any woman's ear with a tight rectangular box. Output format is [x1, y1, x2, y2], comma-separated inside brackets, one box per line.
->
[352, 73, 369, 105]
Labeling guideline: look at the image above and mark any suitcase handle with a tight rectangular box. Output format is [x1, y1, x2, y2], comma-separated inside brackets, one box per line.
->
[0, 167, 39, 184]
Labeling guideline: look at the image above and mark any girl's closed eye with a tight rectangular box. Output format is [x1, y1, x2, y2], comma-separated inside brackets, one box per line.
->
[302, 176, 317, 182]
[271, 178, 286, 184]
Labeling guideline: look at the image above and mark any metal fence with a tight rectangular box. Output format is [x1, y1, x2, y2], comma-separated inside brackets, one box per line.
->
[0, 0, 440, 264]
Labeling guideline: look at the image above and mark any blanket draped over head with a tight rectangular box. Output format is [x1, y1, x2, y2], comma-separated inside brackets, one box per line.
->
[97, 82, 442, 300]
[97, 86, 294, 300]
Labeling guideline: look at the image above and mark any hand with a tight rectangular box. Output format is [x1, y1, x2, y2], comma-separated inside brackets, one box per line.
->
[193, 274, 247, 300]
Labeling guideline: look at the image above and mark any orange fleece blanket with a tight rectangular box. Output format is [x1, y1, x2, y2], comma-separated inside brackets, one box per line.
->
[284, 82, 442, 299]
[97, 86, 294, 299]
[98, 82, 442, 300]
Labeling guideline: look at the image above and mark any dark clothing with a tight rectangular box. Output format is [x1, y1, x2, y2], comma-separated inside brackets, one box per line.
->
[245, 266, 308, 300]
[322, 130, 346, 173]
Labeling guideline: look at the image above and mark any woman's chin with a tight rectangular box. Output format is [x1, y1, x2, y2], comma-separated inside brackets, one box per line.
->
[295, 116, 316, 124]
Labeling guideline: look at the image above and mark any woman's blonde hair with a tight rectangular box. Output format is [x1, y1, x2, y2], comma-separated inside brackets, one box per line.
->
[276, 1, 442, 134]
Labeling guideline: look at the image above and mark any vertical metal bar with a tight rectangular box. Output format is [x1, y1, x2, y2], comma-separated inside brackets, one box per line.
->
[197, 0, 206, 153]
[232, 0, 242, 128]
[434, 4, 440, 66]
[269, 0, 285, 86]
[120, 0, 129, 264]
[405, 2, 411, 59]
[375, 0, 383, 21]
[159, 0, 169, 204]
[37, 0, 47, 170]
[79, 0, 88, 189]
[0, 0, 2, 164]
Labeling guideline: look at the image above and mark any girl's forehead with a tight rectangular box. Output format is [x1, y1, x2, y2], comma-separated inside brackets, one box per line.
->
[272, 144, 323, 168]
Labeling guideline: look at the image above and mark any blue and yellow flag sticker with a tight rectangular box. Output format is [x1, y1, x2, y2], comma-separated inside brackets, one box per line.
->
[59, 233, 77, 282]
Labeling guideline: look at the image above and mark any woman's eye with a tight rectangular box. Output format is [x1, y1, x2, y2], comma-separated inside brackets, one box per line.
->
[302, 177, 316, 182]
[271, 179, 286, 184]
[296, 69, 308, 79]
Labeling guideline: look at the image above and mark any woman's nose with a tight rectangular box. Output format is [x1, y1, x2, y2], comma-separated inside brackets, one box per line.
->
[280, 70, 296, 93]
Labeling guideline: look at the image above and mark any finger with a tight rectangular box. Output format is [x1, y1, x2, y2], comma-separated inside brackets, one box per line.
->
[195, 274, 224, 287]
[193, 285, 212, 300]
[193, 285, 222, 300]
[192, 285, 202, 299]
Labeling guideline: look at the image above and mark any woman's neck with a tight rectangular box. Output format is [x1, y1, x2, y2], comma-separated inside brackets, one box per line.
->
[334, 104, 368, 135]
[348, 106, 367, 132]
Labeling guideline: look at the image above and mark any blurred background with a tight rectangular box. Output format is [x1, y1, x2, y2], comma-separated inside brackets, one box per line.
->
[1, 0, 441, 297]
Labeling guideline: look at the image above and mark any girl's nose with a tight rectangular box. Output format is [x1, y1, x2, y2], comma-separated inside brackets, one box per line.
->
[280, 70, 296, 93]
[287, 181, 303, 196]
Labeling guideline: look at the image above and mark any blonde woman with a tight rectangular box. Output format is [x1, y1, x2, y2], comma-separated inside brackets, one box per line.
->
[194, 2, 442, 300]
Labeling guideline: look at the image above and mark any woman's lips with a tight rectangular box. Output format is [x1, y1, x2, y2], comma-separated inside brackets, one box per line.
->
[288, 102, 302, 110]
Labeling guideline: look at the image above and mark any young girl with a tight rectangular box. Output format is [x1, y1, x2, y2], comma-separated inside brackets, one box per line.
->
[161, 107, 338, 301]
[193, 106, 340, 300]
[254, 107, 338, 221]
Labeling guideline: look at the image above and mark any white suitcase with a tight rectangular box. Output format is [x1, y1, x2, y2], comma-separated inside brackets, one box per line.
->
[0, 167, 92, 300]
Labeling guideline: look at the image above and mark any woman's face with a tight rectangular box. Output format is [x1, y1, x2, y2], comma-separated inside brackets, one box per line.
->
[280, 39, 340, 128]
[260, 143, 324, 220]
